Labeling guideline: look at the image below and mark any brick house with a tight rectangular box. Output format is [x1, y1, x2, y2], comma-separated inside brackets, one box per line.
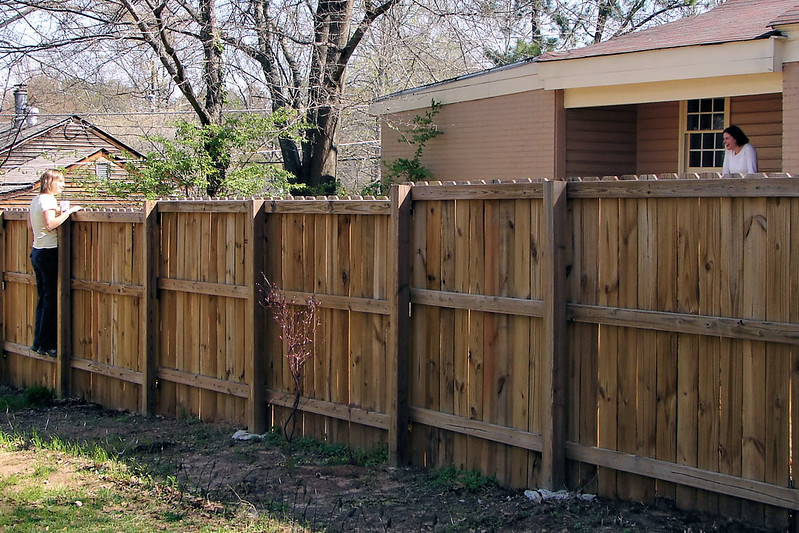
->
[372, 0, 798, 180]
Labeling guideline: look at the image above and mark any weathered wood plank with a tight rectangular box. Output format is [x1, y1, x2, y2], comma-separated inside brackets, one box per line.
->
[569, 178, 799, 199]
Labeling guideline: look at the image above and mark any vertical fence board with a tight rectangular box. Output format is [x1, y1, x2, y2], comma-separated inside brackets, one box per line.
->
[200, 212, 215, 420]
[597, 196, 619, 498]
[350, 214, 367, 449]
[616, 197, 640, 500]
[332, 213, 351, 444]
[467, 199, 486, 474]
[160, 212, 177, 418]
[636, 197, 657, 503]
[655, 196, 677, 503]
[570, 197, 599, 491]
[374, 213, 389, 431]
[764, 198, 790, 529]
[509, 198, 532, 488]
[439, 200, 456, 467]
[482, 199, 501, 479]
[675, 196, 700, 511]
[718, 198, 744, 519]
[453, 198, 470, 471]
[741, 197, 768, 525]
[697, 196, 720, 516]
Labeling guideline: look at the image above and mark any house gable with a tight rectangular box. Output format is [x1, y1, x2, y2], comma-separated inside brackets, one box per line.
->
[0, 116, 143, 207]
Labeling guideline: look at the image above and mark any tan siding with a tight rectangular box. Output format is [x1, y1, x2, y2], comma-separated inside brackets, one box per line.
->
[782, 63, 799, 174]
[730, 93, 782, 173]
[565, 105, 637, 177]
[637, 102, 680, 174]
[380, 90, 558, 181]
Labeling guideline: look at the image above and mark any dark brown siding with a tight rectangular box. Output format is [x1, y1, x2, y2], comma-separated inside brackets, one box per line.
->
[637, 101, 680, 174]
[565, 105, 637, 177]
[730, 93, 782, 173]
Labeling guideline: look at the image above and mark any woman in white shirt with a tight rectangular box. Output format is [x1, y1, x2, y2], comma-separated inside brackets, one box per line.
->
[27, 169, 81, 357]
[721, 125, 758, 176]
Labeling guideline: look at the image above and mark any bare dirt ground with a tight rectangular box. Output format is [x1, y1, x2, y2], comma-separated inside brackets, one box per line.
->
[0, 391, 782, 532]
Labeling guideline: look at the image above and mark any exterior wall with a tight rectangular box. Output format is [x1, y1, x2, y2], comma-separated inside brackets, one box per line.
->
[637, 101, 680, 174]
[565, 105, 637, 177]
[730, 93, 782, 173]
[378, 87, 784, 181]
[782, 63, 799, 174]
[380, 90, 559, 181]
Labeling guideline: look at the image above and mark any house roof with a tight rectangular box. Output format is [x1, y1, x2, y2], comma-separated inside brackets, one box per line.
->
[538, 0, 796, 62]
[769, 4, 799, 26]
[0, 114, 144, 158]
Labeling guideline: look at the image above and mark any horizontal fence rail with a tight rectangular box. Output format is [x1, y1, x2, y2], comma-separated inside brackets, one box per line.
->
[2, 174, 799, 529]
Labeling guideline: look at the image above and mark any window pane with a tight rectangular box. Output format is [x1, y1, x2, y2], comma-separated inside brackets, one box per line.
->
[685, 98, 726, 169]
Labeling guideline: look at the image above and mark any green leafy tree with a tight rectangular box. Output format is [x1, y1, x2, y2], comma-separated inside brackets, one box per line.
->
[81, 111, 309, 200]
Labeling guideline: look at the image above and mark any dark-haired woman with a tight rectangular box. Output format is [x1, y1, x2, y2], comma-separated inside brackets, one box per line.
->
[721, 125, 758, 175]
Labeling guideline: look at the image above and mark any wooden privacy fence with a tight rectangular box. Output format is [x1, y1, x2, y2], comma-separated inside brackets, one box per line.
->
[2, 174, 799, 528]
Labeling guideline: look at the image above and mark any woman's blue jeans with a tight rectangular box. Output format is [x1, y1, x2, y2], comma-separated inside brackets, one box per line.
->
[30, 247, 58, 351]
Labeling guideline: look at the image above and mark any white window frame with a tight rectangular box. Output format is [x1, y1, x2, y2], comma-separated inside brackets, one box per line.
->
[679, 97, 729, 174]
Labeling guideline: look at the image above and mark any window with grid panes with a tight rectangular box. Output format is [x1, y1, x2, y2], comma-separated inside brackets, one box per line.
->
[685, 98, 726, 169]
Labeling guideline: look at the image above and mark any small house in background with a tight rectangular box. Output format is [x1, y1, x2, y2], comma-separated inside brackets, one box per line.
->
[0, 84, 144, 208]
[372, 0, 798, 180]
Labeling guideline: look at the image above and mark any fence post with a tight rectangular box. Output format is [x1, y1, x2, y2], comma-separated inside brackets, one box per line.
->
[247, 199, 267, 434]
[142, 201, 159, 415]
[388, 184, 412, 466]
[541, 179, 568, 489]
[56, 217, 72, 398]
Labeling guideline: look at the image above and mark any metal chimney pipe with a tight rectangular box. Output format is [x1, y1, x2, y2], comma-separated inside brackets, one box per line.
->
[13, 84, 27, 129]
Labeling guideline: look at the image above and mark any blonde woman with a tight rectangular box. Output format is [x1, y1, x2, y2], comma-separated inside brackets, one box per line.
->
[27, 169, 81, 357]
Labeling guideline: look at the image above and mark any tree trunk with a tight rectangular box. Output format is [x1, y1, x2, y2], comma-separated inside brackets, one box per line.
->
[199, 0, 226, 196]
[593, 0, 613, 43]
